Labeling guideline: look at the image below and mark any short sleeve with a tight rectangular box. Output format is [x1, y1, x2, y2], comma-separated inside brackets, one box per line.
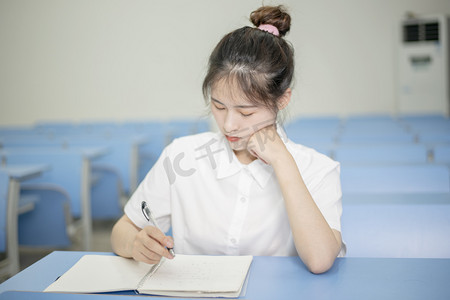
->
[124, 146, 172, 233]
[308, 163, 343, 232]
[308, 163, 346, 257]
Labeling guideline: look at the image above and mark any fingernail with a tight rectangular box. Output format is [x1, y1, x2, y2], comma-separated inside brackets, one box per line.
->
[166, 240, 174, 248]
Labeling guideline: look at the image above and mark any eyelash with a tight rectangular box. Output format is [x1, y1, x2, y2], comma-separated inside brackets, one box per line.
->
[213, 104, 253, 117]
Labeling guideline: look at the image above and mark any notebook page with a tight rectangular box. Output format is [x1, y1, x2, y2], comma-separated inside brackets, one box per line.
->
[45, 255, 151, 293]
[140, 254, 253, 294]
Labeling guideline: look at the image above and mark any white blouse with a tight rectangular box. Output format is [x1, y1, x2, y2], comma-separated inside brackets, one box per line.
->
[124, 130, 344, 256]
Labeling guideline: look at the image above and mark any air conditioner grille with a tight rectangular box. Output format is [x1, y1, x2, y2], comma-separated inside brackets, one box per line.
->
[425, 22, 439, 41]
[403, 21, 440, 43]
[404, 24, 420, 42]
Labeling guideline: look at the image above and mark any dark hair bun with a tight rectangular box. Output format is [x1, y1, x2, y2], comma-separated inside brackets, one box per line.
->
[250, 5, 291, 37]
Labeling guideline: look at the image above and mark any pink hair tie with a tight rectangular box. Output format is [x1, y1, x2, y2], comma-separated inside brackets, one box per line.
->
[258, 24, 280, 36]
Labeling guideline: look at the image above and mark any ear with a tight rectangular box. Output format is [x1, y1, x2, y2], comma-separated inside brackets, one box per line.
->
[277, 88, 292, 110]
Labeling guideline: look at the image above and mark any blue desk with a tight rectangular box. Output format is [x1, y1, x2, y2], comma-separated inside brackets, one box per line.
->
[1, 251, 449, 299]
[0, 164, 49, 278]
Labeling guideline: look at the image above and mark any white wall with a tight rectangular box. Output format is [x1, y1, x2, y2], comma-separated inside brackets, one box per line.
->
[1, 0, 449, 126]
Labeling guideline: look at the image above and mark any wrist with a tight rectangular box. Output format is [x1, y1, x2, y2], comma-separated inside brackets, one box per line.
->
[271, 147, 295, 170]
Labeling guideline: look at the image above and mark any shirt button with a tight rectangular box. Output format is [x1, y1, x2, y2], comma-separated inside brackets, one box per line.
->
[240, 197, 246, 203]
[230, 238, 237, 244]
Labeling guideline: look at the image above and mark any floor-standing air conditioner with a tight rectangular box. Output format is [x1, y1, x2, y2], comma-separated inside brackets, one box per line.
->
[398, 14, 449, 116]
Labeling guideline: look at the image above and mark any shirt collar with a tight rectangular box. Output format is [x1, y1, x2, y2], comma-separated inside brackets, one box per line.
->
[214, 125, 289, 189]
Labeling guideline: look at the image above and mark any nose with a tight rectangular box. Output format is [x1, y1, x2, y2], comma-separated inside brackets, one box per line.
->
[223, 111, 240, 134]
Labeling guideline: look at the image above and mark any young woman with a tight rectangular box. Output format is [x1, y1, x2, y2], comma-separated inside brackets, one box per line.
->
[111, 5, 344, 274]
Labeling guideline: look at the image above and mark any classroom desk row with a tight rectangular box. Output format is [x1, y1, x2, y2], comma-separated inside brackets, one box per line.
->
[342, 193, 450, 258]
[0, 251, 449, 299]
[0, 133, 152, 195]
[1, 147, 109, 250]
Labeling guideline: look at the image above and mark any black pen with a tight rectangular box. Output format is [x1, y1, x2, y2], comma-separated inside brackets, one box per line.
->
[141, 201, 175, 257]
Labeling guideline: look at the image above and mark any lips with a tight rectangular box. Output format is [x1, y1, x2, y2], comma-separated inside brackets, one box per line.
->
[226, 135, 240, 142]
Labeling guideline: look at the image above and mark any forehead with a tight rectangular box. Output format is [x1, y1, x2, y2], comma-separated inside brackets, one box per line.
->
[210, 78, 255, 106]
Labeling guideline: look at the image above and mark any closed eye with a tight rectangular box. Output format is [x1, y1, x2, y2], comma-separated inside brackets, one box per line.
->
[213, 104, 225, 110]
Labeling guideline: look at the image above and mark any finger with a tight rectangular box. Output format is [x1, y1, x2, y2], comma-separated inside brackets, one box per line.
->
[142, 226, 174, 259]
[132, 232, 163, 264]
[165, 236, 174, 249]
[249, 149, 268, 164]
[134, 249, 161, 265]
[135, 237, 166, 263]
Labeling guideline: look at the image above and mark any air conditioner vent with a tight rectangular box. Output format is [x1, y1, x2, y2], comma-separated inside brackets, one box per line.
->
[425, 22, 439, 41]
[403, 21, 440, 43]
[404, 24, 420, 42]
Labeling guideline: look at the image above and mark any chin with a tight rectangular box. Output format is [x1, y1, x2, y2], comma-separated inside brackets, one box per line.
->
[228, 140, 247, 151]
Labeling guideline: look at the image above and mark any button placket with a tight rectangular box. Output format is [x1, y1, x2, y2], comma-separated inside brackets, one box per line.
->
[227, 170, 251, 254]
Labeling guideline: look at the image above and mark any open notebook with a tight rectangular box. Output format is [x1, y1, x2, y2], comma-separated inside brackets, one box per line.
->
[44, 254, 253, 298]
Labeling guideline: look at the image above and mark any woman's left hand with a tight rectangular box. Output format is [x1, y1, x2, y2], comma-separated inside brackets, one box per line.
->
[247, 125, 287, 165]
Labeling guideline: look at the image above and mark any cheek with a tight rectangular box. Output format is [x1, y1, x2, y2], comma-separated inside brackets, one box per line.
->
[211, 109, 224, 127]
[247, 112, 277, 133]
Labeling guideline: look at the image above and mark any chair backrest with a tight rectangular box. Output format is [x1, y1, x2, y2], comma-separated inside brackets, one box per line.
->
[342, 119, 405, 134]
[418, 133, 450, 145]
[285, 118, 341, 141]
[341, 165, 450, 194]
[0, 170, 9, 253]
[401, 116, 450, 134]
[338, 131, 416, 144]
[3, 149, 84, 217]
[334, 144, 429, 164]
[434, 145, 450, 164]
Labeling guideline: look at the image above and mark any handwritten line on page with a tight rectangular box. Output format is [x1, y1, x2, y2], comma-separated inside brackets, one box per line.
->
[44, 254, 253, 298]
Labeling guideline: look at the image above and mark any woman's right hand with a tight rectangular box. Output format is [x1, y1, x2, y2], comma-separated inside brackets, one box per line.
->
[131, 226, 175, 264]
[111, 215, 174, 264]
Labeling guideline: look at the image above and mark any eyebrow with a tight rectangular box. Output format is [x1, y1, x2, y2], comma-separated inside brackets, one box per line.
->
[211, 97, 257, 109]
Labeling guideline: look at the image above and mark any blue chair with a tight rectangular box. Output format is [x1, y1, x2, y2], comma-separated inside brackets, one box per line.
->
[433, 145, 450, 164]
[334, 144, 429, 164]
[0, 135, 64, 148]
[400, 115, 450, 134]
[338, 131, 416, 144]
[138, 137, 165, 184]
[284, 120, 339, 158]
[165, 119, 200, 143]
[285, 117, 342, 141]
[195, 118, 211, 133]
[341, 165, 450, 194]
[18, 184, 71, 247]
[286, 116, 342, 130]
[399, 114, 448, 122]
[339, 116, 413, 144]
[342, 116, 405, 133]
[418, 133, 450, 145]
[90, 165, 123, 220]
[34, 122, 77, 134]
[344, 114, 398, 122]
